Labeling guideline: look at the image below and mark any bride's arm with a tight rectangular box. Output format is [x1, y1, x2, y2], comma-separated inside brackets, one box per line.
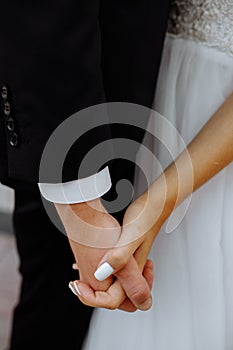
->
[95, 92, 233, 279]
[71, 92, 233, 310]
[154, 91, 233, 216]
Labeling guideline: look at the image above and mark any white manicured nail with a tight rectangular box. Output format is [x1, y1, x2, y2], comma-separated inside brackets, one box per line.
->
[72, 263, 78, 270]
[69, 282, 78, 296]
[73, 282, 82, 296]
[94, 262, 114, 281]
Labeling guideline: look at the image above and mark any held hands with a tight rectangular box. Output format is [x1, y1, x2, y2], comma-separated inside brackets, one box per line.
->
[68, 188, 170, 311]
[55, 187, 170, 312]
[55, 197, 155, 312]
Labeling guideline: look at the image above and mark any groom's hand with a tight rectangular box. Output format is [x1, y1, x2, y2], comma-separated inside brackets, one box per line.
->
[55, 198, 121, 291]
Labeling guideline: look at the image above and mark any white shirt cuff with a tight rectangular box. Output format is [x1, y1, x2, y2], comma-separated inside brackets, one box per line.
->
[38, 166, 112, 204]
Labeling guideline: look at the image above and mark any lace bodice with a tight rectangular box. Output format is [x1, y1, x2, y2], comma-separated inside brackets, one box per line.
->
[167, 0, 233, 56]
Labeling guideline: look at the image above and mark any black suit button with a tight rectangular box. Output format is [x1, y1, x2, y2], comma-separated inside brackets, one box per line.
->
[9, 132, 19, 147]
[1, 85, 8, 99]
[4, 101, 11, 116]
[6, 117, 15, 132]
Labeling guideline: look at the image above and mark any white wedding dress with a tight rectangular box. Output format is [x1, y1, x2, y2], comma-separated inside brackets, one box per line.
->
[83, 1, 233, 349]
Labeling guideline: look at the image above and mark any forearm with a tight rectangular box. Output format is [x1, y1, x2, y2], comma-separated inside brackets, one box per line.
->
[151, 92, 233, 218]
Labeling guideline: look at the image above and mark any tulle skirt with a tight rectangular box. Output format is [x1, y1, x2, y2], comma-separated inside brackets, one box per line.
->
[83, 36, 233, 350]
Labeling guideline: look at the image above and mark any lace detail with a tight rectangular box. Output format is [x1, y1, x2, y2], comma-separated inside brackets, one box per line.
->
[167, 0, 233, 56]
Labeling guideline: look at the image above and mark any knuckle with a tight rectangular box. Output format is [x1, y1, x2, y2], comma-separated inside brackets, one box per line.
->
[106, 301, 118, 310]
[81, 299, 90, 307]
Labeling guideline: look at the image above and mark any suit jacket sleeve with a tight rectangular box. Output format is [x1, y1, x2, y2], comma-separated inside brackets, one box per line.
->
[0, 0, 111, 184]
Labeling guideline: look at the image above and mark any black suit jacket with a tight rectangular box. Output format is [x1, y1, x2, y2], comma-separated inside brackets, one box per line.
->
[0, 0, 171, 185]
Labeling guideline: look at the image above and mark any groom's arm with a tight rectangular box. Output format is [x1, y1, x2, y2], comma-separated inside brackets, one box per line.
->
[31, 0, 117, 292]
[37, 0, 171, 300]
[31, 0, 150, 298]
[0, 0, 111, 183]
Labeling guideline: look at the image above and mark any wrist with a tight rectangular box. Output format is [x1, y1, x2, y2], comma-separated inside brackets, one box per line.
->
[55, 198, 121, 249]
[148, 171, 178, 226]
[70, 197, 106, 218]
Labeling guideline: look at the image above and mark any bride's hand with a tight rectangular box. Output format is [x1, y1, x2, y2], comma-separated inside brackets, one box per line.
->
[97, 181, 168, 264]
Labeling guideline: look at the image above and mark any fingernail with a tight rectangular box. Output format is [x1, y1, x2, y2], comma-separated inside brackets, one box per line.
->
[138, 298, 152, 311]
[147, 260, 154, 270]
[69, 282, 78, 296]
[72, 263, 78, 270]
[94, 262, 114, 281]
[73, 282, 82, 296]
